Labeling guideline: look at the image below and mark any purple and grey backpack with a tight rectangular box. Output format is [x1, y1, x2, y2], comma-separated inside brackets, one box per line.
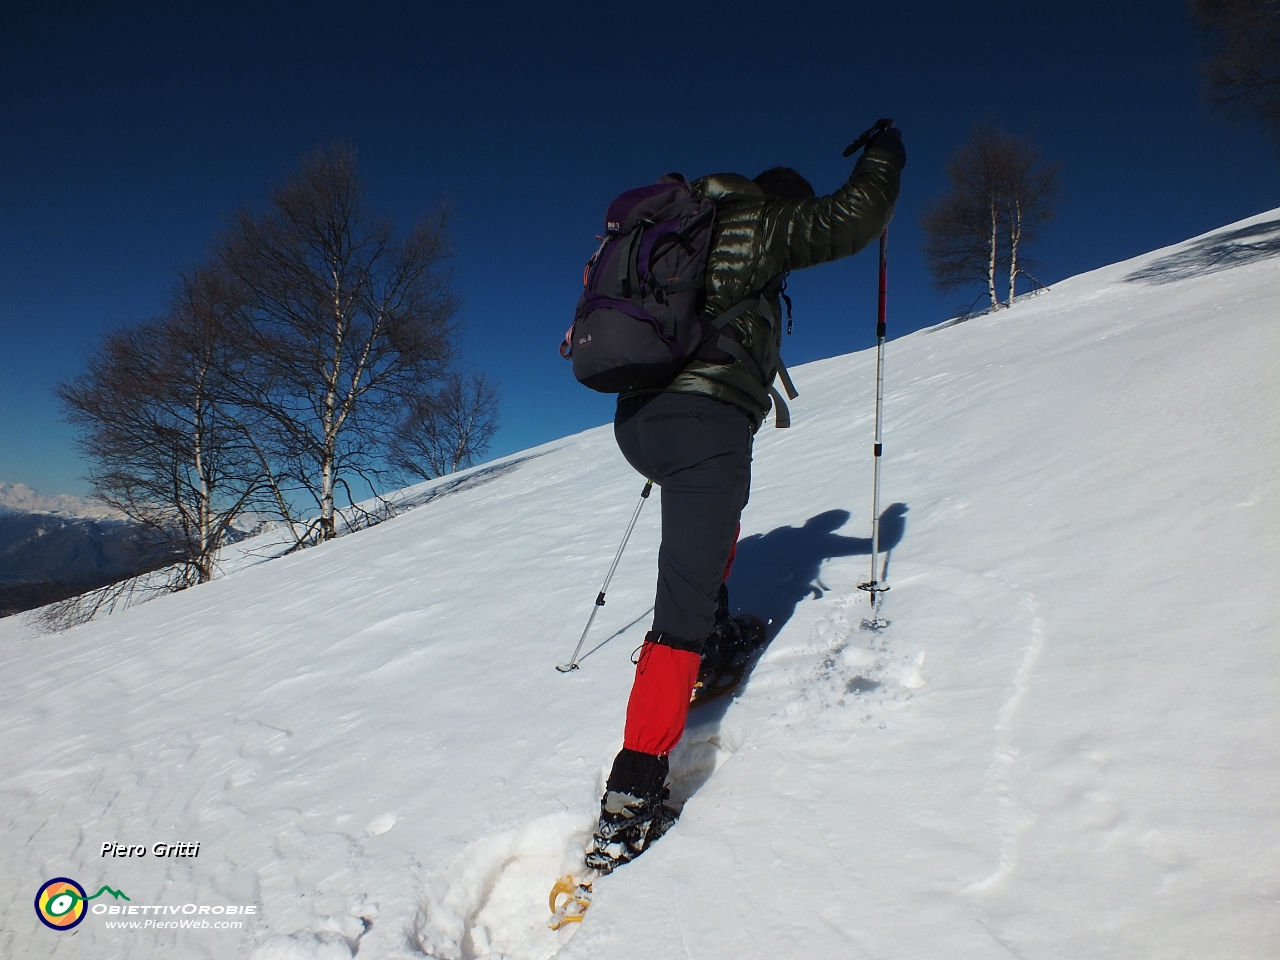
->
[561, 175, 724, 393]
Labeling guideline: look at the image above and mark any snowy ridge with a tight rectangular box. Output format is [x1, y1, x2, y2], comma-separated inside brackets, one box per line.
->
[2, 210, 1277, 959]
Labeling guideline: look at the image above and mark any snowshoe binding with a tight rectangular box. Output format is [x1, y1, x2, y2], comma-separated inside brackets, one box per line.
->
[584, 787, 680, 875]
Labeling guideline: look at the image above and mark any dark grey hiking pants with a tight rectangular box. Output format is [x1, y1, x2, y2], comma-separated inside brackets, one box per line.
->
[614, 392, 754, 653]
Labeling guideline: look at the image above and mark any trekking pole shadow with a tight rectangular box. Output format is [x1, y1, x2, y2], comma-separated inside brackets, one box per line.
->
[556, 480, 653, 672]
[877, 502, 906, 580]
[575, 607, 654, 666]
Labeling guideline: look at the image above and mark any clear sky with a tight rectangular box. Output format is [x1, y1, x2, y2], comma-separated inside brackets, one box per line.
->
[1, 0, 1276, 498]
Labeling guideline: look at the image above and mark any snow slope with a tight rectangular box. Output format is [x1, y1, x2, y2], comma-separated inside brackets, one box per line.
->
[2, 210, 1277, 959]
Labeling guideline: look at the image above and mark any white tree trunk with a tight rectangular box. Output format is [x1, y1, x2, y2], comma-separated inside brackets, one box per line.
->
[192, 368, 214, 584]
[987, 200, 1000, 310]
[195, 434, 212, 582]
[1008, 198, 1023, 307]
[320, 271, 344, 541]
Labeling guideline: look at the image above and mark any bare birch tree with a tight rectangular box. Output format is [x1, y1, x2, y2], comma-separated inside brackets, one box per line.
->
[921, 123, 1060, 312]
[1193, 0, 1280, 151]
[219, 145, 460, 542]
[57, 266, 263, 584]
[999, 136, 1060, 305]
[390, 372, 501, 481]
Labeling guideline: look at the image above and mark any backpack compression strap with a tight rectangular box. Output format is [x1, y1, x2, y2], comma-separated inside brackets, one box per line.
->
[618, 225, 647, 307]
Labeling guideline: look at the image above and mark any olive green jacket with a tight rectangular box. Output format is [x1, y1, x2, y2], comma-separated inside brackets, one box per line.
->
[624, 146, 901, 427]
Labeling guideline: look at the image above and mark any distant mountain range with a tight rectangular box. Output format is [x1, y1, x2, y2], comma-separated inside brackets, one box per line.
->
[0, 483, 181, 617]
[0, 481, 124, 520]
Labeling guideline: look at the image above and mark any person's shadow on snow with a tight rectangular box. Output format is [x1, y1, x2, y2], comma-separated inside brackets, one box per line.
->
[679, 504, 908, 747]
[725, 503, 907, 639]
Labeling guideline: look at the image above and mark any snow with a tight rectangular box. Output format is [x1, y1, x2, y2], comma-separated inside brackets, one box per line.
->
[3, 210, 1277, 959]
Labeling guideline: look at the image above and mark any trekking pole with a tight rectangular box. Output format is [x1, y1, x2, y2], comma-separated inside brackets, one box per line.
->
[556, 480, 653, 672]
[858, 227, 891, 628]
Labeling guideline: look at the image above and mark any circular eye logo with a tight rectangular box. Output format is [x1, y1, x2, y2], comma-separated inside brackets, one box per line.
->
[35, 878, 88, 930]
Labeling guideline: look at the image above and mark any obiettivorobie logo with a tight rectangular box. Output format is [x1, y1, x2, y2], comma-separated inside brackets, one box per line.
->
[35, 877, 130, 931]
[35, 875, 258, 933]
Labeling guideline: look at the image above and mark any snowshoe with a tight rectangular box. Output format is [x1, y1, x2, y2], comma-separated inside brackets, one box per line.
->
[548, 787, 680, 930]
[690, 614, 767, 708]
[548, 875, 594, 929]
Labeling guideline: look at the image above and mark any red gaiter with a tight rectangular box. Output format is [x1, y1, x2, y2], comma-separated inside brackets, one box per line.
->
[622, 641, 701, 756]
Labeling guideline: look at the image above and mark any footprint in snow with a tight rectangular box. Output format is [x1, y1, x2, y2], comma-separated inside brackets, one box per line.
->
[411, 723, 742, 959]
[412, 812, 592, 960]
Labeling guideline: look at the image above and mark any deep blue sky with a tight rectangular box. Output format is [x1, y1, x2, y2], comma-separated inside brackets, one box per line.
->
[1, 1, 1275, 498]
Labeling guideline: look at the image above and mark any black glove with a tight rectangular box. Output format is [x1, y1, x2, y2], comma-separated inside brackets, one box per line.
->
[867, 127, 906, 170]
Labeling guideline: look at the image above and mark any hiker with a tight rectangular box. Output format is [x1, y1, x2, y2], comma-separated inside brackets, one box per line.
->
[580, 127, 906, 873]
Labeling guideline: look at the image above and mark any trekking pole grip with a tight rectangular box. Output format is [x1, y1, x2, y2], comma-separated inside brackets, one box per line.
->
[843, 118, 895, 159]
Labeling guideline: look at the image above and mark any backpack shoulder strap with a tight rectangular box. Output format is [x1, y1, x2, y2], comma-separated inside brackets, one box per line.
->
[696, 271, 800, 428]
